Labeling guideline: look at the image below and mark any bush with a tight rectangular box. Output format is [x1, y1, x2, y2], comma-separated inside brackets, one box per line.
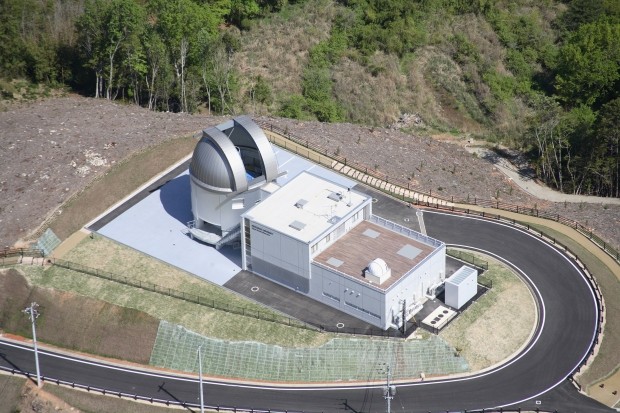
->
[278, 94, 308, 119]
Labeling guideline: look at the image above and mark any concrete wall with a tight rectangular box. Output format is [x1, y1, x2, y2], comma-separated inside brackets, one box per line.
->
[384, 245, 446, 328]
[310, 263, 386, 329]
[247, 221, 310, 293]
[191, 182, 262, 231]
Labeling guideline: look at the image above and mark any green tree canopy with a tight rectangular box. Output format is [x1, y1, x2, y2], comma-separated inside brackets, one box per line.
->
[554, 20, 620, 107]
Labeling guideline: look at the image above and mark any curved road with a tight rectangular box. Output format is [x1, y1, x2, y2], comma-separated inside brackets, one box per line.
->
[0, 210, 609, 412]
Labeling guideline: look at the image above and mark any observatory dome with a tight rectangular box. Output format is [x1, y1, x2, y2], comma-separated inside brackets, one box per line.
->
[188, 116, 280, 236]
[189, 127, 248, 194]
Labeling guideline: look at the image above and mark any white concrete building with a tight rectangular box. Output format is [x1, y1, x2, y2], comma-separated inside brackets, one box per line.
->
[241, 171, 446, 330]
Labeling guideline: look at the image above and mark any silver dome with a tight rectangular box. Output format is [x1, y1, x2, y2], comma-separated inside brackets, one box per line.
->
[189, 126, 248, 194]
[189, 116, 279, 195]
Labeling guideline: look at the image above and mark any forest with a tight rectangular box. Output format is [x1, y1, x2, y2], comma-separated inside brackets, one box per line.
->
[0, 0, 618, 197]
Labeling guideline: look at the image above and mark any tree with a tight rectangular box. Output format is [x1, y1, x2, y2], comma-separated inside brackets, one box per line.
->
[524, 94, 566, 191]
[143, 29, 168, 110]
[76, 0, 145, 99]
[554, 20, 620, 108]
[76, 0, 107, 97]
[556, 0, 605, 34]
[278, 95, 308, 119]
[594, 98, 620, 197]
[151, 0, 220, 112]
[248, 75, 272, 114]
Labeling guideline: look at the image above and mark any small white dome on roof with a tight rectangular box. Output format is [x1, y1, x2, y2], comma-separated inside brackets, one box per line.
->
[367, 258, 390, 278]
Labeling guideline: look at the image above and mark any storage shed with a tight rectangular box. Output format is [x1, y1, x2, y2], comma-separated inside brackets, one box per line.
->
[445, 265, 478, 310]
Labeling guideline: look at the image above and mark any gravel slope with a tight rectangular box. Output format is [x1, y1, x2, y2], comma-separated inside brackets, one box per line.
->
[0, 96, 618, 252]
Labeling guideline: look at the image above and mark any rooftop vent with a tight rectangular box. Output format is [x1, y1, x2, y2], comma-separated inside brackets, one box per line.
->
[327, 191, 343, 202]
[289, 220, 306, 231]
[294, 199, 308, 209]
[328, 216, 341, 224]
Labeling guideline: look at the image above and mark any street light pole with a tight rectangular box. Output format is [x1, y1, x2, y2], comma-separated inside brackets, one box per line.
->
[23, 302, 42, 388]
[384, 364, 395, 413]
[198, 345, 204, 413]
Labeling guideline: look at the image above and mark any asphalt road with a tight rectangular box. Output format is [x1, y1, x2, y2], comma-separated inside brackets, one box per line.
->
[0, 198, 610, 412]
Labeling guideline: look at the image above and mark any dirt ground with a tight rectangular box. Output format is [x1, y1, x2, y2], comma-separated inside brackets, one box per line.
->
[0, 268, 159, 363]
[0, 95, 220, 248]
[11, 380, 81, 413]
[1, 96, 618, 251]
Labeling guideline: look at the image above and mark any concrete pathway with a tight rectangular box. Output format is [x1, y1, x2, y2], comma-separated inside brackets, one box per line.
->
[467, 146, 620, 205]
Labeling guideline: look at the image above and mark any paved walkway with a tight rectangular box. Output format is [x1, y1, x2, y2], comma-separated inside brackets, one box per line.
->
[467, 146, 620, 205]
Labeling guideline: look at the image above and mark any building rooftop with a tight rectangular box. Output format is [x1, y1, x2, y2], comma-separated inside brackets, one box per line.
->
[243, 171, 370, 243]
[446, 265, 477, 285]
[313, 220, 441, 291]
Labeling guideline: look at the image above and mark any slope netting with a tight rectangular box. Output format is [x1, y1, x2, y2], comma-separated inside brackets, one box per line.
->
[149, 321, 469, 382]
[37, 228, 61, 256]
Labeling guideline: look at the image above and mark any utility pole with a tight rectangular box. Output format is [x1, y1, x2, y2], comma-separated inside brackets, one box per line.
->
[383, 365, 395, 413]
[23, 302, 42, 388]
[198, 345, 204, 413]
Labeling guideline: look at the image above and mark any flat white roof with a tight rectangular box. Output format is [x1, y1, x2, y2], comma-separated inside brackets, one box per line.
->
[243, 171, 370, 243]
[446, 265, 477, 286]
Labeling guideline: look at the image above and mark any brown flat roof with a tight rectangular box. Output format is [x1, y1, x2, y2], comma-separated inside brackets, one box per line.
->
[312, 220, 437, 291]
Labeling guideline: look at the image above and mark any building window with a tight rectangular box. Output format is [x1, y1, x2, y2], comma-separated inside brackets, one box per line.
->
[323, 292, 340, 302]
[325, 233, 331, 243]
[311, 244, 318, 254]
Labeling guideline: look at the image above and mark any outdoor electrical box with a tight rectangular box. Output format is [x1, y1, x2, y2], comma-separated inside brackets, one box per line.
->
[445, 265, 478, 310]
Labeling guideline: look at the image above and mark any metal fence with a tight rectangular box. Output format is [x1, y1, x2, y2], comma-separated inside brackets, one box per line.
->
[0, 367, 307, 413]
[447, 249, 489, 271]
[47, 258, 404, 338]
[0, 247, 44, 266]
[421, 203, 605, 384]
[6, 366, 563, 413]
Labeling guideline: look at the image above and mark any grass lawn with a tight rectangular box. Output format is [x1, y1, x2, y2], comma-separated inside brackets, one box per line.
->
[0, 268, 158, 363]
[18, 246, 330, 348]
[48, 135, 197, 241]
[0, 375, 26, 413]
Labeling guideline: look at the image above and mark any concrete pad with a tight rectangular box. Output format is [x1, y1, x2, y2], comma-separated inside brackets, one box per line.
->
[422, 305, 456, 330]
[273, 147, 356, 188]
[52, 229, 91, 259]
[97, 170, 241, 286]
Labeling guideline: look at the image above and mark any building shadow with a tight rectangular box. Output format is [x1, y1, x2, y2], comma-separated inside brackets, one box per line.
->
[159, 174, 193, 225]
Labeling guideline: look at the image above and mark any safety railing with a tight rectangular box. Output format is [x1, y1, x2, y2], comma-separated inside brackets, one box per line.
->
[5, 365, 567, 413]
[0, 247, 44, 266]
[447, 249, 489, 271]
